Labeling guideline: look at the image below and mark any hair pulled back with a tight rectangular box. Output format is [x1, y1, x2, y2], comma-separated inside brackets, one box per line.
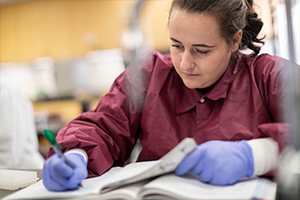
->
[169, 0, 265, 56]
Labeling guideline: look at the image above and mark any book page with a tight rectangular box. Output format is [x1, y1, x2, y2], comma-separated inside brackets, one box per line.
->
[101, 138, 197, 191]
[95, 180, 150, 200]
[3, 167, 122, 200]
[139, 173, 277, 200]
[102, 161, 160, 187]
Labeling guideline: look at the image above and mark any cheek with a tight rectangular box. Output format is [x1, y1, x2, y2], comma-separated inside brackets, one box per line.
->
[199, 54, 229, 79]
[208, 55, 230, 78]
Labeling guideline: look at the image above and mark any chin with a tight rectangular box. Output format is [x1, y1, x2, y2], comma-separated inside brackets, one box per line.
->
[183, 82, 199, 89]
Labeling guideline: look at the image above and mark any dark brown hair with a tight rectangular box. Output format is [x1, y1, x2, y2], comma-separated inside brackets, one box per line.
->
[169, 0, 265, 57]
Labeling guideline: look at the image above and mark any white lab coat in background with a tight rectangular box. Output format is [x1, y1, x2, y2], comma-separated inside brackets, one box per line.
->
[0, 79, 44, 169]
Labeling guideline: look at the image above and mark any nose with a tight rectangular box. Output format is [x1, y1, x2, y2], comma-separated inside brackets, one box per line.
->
[180, 50, 195, 71]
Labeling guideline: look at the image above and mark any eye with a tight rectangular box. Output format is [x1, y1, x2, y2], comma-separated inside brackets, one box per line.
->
[195, 49, 209, 54]
[172, 44, 183, 49]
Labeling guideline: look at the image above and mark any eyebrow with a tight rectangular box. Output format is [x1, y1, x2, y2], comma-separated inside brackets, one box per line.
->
[170, 37, 215, 48]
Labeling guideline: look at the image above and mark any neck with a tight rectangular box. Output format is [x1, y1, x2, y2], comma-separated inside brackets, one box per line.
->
[197, 83, 216, 94]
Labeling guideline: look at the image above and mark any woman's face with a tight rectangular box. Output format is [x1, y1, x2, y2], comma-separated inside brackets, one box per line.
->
[169, 8, 239, 89]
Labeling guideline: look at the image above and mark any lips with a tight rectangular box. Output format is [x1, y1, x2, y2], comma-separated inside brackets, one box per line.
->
[182, 72, 198, 77]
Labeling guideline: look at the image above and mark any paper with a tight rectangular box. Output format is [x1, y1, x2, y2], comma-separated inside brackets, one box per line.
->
[3, 167, 122, 200]
[101, 137, 197, 191]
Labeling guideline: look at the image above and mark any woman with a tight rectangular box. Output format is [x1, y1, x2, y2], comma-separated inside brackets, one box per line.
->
[42, 0, 294, 191]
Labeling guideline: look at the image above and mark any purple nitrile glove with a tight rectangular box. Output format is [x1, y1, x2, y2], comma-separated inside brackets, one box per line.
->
[42, 153, 88, 191]
[175, 140, 254, 185]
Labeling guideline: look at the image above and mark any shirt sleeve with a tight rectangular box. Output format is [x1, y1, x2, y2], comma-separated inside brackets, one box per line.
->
[247, 55, 298, 176]
[247, 137, 279, 176]
[47, 53, 156, 178]
[252, 55, 298, 152]
[65, 148, 88, 164]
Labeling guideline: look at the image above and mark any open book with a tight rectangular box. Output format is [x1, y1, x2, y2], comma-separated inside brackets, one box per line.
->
[3, 138, 277, 200]
[95, 170, 277, 200]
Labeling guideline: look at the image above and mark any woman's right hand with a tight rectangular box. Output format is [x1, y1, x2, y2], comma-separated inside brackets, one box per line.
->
[42, 153, 88, 191]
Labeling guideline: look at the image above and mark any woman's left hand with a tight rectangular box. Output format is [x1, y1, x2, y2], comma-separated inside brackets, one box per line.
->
[175, 140, 254, 185]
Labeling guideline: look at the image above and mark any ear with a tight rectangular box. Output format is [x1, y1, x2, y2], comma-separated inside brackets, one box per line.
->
[231, 30, 242, 52]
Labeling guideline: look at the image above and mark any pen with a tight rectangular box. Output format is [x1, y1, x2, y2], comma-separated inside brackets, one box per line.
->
[43, 129, 83, 187]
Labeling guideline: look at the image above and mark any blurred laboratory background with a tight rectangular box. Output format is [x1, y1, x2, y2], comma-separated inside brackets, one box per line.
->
[0, 0, 299, 158]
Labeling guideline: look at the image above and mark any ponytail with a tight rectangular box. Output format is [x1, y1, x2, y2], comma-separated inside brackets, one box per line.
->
[240, 0, 265, 56]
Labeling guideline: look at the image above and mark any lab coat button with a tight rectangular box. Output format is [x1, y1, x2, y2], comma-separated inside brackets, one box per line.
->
[200, 98, 205, 103]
